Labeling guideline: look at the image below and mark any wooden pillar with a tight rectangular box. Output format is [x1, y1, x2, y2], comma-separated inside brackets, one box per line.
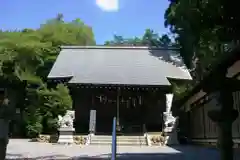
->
[202, 106, 206, 139]
[116, 88, 121, 132]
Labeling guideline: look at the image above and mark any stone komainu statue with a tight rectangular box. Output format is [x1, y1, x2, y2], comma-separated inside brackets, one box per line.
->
[163, 112, 178, 132]
[58, 110, 75, 128]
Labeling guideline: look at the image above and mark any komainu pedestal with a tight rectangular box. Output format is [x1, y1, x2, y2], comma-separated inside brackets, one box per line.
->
[163, 112, 179, 145]
[57, 110, 75, 144]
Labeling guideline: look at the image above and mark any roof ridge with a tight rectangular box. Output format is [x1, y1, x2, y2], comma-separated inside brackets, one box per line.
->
[61, 45, 179, 50]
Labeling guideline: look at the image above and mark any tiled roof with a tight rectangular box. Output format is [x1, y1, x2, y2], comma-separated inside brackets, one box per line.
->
[48, 46, 192, 86]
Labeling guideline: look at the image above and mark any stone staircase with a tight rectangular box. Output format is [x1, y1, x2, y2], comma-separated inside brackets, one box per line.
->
[90, 135, 147, 146]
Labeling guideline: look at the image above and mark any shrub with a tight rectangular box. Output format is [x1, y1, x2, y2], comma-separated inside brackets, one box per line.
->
[22, 83, 72, 137]
[37, 84, 72, 134]
[23, 108, 43, 138]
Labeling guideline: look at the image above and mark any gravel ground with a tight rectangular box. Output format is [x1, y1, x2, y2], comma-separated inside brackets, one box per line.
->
[6, 139, 240, 160]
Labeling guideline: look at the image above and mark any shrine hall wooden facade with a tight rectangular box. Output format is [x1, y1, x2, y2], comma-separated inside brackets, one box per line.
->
[48, 46, 192, 134]
[174, 47, 240, 146]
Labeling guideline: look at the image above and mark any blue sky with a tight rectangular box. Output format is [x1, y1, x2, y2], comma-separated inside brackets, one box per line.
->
[1, 0, 170, 44]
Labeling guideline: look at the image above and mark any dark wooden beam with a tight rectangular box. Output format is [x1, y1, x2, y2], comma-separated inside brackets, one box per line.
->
[70, 83, 172, 93]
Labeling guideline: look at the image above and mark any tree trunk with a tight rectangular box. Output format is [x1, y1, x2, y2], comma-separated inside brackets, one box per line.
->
[0, 119, 9, 160]
[0, 88, 18, 160]
[0, 140, 7, 160]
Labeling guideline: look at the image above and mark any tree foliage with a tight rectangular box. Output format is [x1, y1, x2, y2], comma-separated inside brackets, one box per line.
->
[0, 14, 96, 137]
[164, 0, 240, 81]
[23, 84, 72, 137]
[104, 29, 174, 47]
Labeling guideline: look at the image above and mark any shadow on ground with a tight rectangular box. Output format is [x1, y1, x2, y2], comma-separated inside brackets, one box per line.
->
[77, 153, 184, 160]
[6, 152, 185, 160]
[6, 153, 72, 160]
[6, 146, 240, 160]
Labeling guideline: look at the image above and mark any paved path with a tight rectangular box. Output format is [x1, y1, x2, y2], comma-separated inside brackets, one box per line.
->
[6, 139, 240, 159]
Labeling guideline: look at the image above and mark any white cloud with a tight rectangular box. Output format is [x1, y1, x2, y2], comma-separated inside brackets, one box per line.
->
[96, 0, 119, 12]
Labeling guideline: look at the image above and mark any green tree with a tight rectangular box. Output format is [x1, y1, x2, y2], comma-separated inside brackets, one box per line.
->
[0, 14, 95, 159]
[165, 1, 240, 160]
[104, 29, 173, 47]
[22, 84, 72, 137]
[37, 84, 72, 134]
[164, 0, 240, 81]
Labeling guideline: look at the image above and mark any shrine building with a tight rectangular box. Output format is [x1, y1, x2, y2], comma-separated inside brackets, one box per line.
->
[47, 46, 192, 135]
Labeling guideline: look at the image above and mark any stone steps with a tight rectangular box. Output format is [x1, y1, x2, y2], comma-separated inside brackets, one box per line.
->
[90, 135, 147, 146]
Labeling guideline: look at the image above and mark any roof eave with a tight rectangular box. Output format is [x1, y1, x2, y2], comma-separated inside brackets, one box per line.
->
[60, 45, 180, 51]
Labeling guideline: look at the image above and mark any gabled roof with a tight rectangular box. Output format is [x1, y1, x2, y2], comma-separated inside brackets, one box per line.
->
[48, 46, 192, 86]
